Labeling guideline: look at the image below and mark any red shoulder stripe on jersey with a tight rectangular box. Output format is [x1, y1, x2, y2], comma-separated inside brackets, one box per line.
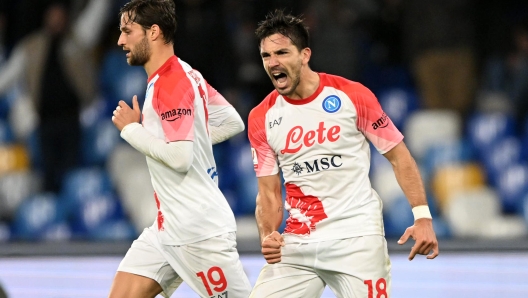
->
[248, 90, 280, 176]
[154, 58, 195, 142]
[148, 55, 178, 82]
[341, 80, 403, 153]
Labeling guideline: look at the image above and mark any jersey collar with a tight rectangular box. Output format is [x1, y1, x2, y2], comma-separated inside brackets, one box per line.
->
[148, 55, 178, 83]
[282, 73, 323, 105]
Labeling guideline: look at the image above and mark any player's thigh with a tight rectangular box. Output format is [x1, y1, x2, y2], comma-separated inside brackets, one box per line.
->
[318, 235, 391, 298]
[165, 232, 251, 298]
[114, 227, 182, 298]
[250, 263, 325, 298]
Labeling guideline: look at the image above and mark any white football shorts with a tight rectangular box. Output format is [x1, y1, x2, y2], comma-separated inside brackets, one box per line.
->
[117, 226, 251, 298]
[250, 235, 391, 298]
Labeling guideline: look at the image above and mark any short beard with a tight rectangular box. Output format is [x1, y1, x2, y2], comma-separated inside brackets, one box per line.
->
[275, 67, 301, 97]
[276, 75, 300, 97]
[128, 36, 150, 66]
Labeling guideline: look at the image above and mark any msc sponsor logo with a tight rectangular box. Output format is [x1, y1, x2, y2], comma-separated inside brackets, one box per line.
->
[290, 155, 343, 175]
[372, 112, 389, 130]
[322, 95, 341, 113]
[281, 121, 341, 154]
[160, 108, 192, 122]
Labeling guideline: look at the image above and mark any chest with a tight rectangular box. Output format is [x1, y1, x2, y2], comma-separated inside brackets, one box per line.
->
[265, 92, 360, 160]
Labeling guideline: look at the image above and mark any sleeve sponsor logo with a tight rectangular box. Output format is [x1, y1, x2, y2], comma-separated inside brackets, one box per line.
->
[322, 95, 341, 113]
[160, 108, 192, 122]
[372, 112, 389, 130]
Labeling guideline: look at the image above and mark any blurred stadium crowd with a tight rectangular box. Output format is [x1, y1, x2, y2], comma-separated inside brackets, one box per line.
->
[0, 0, 527, 243]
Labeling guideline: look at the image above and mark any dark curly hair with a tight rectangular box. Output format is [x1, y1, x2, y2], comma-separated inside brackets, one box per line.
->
[120, 0, 177, 45]
[255, 9, 310, 51]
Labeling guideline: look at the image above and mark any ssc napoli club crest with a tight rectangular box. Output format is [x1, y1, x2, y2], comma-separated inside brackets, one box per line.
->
[322, 95, 341, 113]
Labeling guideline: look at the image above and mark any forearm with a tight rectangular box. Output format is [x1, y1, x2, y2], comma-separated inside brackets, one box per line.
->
[391, 154, 428, 207]
[121, 123, 193, 172]
[255, 192, 284, 242]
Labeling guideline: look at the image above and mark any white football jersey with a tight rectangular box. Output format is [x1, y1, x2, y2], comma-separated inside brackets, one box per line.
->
[141, 55, 236, 245]
[248, 73, 404, 243]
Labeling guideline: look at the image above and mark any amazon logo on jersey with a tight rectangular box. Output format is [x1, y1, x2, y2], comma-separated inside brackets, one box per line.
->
[161, 108, 192, 122]
[372, 113, 389, 130]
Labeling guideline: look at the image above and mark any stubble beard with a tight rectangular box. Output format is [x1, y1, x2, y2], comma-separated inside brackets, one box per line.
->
[274, 65, 301, 98]
[128, 36, 151, 66]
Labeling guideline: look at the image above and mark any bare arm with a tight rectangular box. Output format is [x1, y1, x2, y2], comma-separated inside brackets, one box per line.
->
[383, 141, 439, 260]
[383, 141, 427, 207]
[256, 173, 285, 264]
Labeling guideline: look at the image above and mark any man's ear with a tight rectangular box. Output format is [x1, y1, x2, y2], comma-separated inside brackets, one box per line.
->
[149, 24, 161, 41]
[301, 47, 312, 65]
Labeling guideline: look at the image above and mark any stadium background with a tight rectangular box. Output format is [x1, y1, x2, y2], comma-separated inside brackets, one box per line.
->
[0, 0, 527, 297]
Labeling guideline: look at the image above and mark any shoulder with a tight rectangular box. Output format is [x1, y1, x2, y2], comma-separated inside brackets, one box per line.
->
[161, 59, 188, 81]
[156, 60, 194, 93]
[248, 90, 280, 121]
[320, 73, 375, 98]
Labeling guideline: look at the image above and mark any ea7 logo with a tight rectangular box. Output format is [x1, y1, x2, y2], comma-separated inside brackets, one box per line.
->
[372, 113, 389, 130]
[269, 117, 282, 129]
[161, 108, 192, 122]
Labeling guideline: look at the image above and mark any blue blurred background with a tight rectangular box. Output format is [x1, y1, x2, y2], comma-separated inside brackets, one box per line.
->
[0, 0, 527, 296]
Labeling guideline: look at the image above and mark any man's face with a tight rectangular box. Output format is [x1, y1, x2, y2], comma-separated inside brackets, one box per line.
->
[118, 14, 151, 66]
[260, 33, 305, 97]
[44, 4, 68, 36]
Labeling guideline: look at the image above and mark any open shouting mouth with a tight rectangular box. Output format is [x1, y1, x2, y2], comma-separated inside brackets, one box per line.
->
[272, 70, 288, 89]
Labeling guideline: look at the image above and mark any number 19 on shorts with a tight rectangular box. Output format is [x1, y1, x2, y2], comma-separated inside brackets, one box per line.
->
[196, 266, 228, 298]
[364, 278, 387, 298]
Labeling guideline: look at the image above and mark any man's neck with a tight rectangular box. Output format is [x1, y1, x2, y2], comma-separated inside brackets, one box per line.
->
[288, 68, 320, 100]
[144, 45, 175, 78]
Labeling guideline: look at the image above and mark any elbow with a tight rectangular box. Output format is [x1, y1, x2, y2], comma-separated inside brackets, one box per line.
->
[234, 116, 245, 135]
[168, 156, 193, 173]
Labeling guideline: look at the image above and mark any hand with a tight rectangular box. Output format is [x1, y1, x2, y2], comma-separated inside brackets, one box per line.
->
[398, 218, 439, 260]
[261, 231, 285, 264]
[111, 95, 141, 131]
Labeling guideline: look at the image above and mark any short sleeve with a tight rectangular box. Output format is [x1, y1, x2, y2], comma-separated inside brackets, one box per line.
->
[154, 74, 195, 142]
[248, 107, 280, 177]
[206, 82, 235, 127]
[348, 84, 404, 154]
